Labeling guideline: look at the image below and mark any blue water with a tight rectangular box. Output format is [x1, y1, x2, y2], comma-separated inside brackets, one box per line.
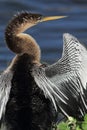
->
[0, 0, 87, 71]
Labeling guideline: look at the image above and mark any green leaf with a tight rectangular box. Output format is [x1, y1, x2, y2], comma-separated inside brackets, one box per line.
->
[57, 122, 70, 130]
[81, 121, 87, 130]
[56, 114, 87, 130]
[84, 114, 87, 122]
[76, 125, 82, 130]
[81, 114, 87, 130]
[81, 123, 87, 130]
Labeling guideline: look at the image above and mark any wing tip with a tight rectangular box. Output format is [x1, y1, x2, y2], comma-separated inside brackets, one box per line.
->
[63, 33, 78, 44]
[63, 33, 71, 37]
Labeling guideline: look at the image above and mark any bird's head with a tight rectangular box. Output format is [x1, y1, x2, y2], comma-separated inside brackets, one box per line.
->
[5, 12, 66, 63]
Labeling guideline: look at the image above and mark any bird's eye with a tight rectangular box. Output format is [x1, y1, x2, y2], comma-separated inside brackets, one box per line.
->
[37, 16, 41, 20]
[36, 14, 42, 21]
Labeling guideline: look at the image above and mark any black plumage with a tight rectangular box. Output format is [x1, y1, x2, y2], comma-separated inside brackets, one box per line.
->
[4, 55, 56, 130]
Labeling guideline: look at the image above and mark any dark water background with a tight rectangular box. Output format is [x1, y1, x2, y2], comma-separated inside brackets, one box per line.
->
[0, 0, 87, 71]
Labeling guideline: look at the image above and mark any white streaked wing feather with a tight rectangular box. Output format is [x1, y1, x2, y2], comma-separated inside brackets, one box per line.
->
[32, 33, 87, 118]
[33, 66, 79, 118]
[45, 33, 87, 110]
[62, 33, 87, 88]
[0, 70, 13, 120]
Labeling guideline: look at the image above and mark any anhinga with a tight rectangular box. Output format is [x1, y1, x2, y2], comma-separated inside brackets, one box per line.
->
[0, 12, 87, 130]
[0, 12, 65, 130]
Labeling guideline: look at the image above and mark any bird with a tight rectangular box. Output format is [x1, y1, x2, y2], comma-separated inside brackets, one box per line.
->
[0, 12, 66, 130]
[0, 11, 87, 130]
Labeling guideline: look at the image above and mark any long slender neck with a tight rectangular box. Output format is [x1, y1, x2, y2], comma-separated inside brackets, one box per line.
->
[5, 12, 41, 62]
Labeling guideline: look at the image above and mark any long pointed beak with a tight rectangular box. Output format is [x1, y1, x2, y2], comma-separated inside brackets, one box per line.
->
[41, 16, 67, 22]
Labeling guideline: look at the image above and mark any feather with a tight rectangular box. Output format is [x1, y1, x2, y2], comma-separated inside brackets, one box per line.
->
[0, 69, 13, 120]
[32, 33, 87, 119]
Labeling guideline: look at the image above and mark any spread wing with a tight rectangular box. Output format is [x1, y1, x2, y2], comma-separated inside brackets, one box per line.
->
[0, 69, 13, 120]
[32, 33, 87, 119]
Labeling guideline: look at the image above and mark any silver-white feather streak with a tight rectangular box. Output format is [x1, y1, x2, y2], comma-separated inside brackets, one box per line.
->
[0, 69, 13, 120]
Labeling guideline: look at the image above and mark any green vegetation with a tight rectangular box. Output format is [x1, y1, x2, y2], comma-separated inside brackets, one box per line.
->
[55, 114, 87, 130]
